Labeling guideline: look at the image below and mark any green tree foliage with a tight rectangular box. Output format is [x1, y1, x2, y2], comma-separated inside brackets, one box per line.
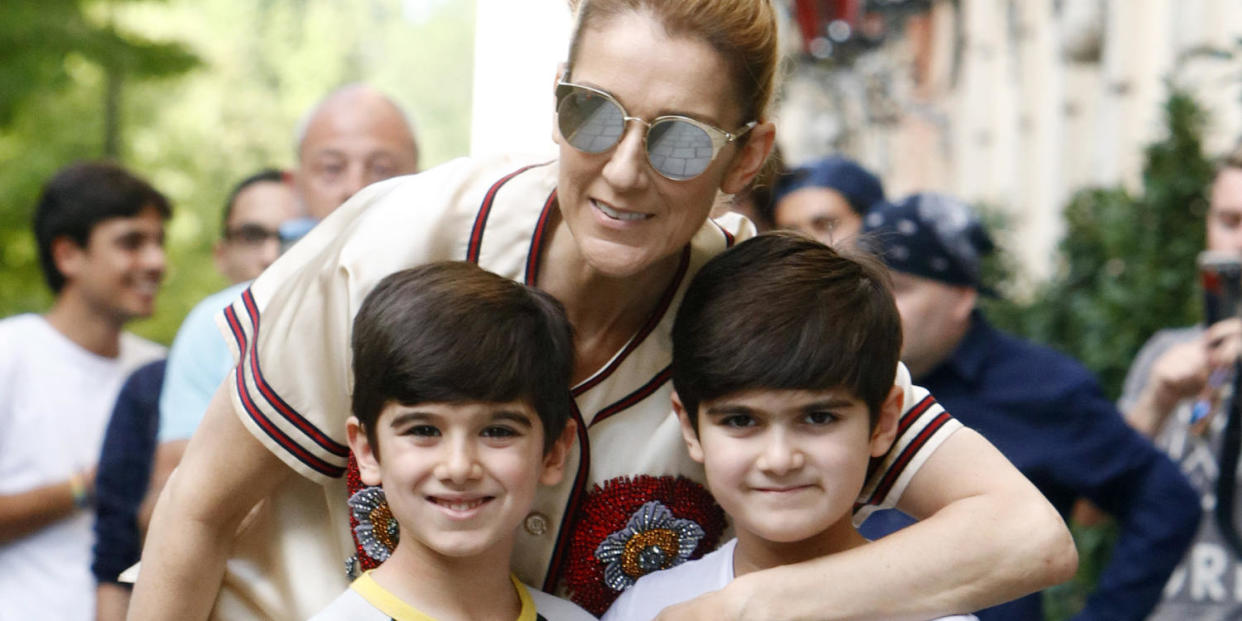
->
[985, 89, 1213, 400]
[0, 0, 201, 330]
[0, 0, 199, 126]
[0, 0, 475, 344]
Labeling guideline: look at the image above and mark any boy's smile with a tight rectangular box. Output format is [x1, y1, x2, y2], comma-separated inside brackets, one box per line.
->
[428, 495, 491, 516]
[677, 387, 898, 566]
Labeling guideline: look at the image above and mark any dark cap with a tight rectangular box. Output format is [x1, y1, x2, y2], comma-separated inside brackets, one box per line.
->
[861, 192, 995, 290]
[773, 156, 885, 216]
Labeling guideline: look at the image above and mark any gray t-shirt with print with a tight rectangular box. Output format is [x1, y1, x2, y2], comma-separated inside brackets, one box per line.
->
[1120, 326, 1242, 621]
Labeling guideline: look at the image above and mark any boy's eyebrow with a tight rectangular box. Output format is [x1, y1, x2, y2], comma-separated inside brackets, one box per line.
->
[491, 410, 535, 428]
[388, 411, 435, 427]
[705, 397, 857, 416]
[704, 404, 756, 416]
[798, 398, 857, 410]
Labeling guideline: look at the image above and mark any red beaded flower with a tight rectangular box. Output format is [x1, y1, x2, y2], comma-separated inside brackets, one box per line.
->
[563, 475, 726, 616]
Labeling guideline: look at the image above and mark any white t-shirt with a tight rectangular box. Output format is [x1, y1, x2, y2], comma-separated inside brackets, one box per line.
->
[0, 314, 163, 621]
[603, 538, 979, 621]
[309, 571, 595, 621]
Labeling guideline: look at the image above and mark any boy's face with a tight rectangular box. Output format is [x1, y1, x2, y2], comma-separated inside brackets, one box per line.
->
[56, 205, 166, 322]
[675, 387, 898, 548]
[348, 400, 571, 561]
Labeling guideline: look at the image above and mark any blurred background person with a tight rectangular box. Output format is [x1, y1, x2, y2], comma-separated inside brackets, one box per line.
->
[91, 359, 165, 621]
[212, 169, 300, 284]
[91, 168, 298, 619]
[771, 155, 885, 249]
[0, 162, 169, 621]
[155, 170, 301, 444]
[291, 83, 420, 221]
[859, 193, 1199, 621]
[157, 83, 419, 453]
[94, 87, 418, 614]
[1121, 147, 1242, 619]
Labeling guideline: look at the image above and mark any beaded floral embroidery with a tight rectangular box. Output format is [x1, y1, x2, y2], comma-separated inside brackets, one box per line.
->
[563, 475, 725, 615]
[595, 500, 705, 591]
[348, 485, 399, 564]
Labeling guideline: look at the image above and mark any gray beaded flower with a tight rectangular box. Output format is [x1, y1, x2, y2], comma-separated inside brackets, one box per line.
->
[348, 486, 399, 563]
[594, 500, 705, 592]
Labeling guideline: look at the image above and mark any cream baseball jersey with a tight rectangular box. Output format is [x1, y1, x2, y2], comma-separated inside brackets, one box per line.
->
[213, 155, 961, 619]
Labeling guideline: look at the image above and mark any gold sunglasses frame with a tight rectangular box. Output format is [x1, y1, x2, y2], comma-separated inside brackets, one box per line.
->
[555, 81, 757, 181]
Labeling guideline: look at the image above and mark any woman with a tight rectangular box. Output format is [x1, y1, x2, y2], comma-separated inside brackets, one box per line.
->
[132, 1, 1075, 619]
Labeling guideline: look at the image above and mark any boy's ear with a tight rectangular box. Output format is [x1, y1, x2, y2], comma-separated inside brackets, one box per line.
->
[539, 418, 578, 486]
[672, 391, 705, 464]
[346, 416, 383, 487]
[870, 385, 903, 458]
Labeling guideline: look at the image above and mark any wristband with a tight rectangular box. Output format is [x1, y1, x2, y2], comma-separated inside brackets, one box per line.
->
[69, 472, 91, 509]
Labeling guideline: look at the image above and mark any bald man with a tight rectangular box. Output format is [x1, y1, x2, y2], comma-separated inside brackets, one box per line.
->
[158, 85, 419, 445]
[93, 85, 420, 620]
[293, 84, 420, 220]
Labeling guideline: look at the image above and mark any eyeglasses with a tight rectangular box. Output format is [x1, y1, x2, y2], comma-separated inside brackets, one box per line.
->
[224, 224, 281, 247]
[555, 81, 757, 181]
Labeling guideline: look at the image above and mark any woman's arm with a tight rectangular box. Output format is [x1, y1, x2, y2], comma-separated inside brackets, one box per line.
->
[657, 428, 1076, 621]
[127, 384, 291, 621]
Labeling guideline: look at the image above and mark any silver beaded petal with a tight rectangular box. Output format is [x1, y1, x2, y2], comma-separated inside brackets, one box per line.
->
[348, 485, 397, 562]
[594, 500, 706, 592]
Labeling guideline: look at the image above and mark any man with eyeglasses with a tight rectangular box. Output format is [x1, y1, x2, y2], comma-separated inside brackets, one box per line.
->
[213, 169, 300, 284]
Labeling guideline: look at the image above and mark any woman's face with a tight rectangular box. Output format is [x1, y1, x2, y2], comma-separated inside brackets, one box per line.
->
[556, 11, 766, 279]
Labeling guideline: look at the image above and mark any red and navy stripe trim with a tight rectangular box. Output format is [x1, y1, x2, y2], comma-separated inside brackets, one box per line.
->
[525, 190, 559, 285]
[223, 303, 346, 478]
[467, 162, 554, 264]
[542, 398, 591, 592]
[571, 247, 690, 397]
[860, 395, 949, 508]
[237, 290, 349, 457]
[713, 220, 736, 247]
[589, 366, 672, 429]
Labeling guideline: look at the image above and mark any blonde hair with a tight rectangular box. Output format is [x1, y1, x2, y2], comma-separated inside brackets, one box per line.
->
[566, 0, 779, 125]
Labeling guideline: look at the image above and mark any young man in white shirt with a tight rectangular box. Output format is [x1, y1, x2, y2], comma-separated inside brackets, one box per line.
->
[0, 161, 169, 620]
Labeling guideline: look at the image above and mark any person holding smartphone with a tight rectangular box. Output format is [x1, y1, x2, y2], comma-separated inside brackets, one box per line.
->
[1122, 146, 1242, 619]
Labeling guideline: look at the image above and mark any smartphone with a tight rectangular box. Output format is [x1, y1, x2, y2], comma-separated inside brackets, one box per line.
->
[1200, 250, 1242, 325]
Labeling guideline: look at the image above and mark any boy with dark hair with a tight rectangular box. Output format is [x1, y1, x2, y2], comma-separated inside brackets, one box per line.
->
[312, 261, 594, 620]
[603, 232, 976, 620]
[0, 161, 168, 620]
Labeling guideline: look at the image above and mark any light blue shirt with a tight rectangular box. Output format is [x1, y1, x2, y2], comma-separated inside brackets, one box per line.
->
[157, 282, 249, 442]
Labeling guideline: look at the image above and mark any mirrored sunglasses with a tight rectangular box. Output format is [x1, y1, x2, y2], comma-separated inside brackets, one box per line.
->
[555, 81, 756, 181]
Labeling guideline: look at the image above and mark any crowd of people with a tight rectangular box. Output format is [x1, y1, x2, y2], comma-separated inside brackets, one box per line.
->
[1, 0, 1239, 619]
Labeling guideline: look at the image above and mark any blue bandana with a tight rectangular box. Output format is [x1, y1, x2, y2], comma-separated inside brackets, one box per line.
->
[861, 193, 995, 290]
